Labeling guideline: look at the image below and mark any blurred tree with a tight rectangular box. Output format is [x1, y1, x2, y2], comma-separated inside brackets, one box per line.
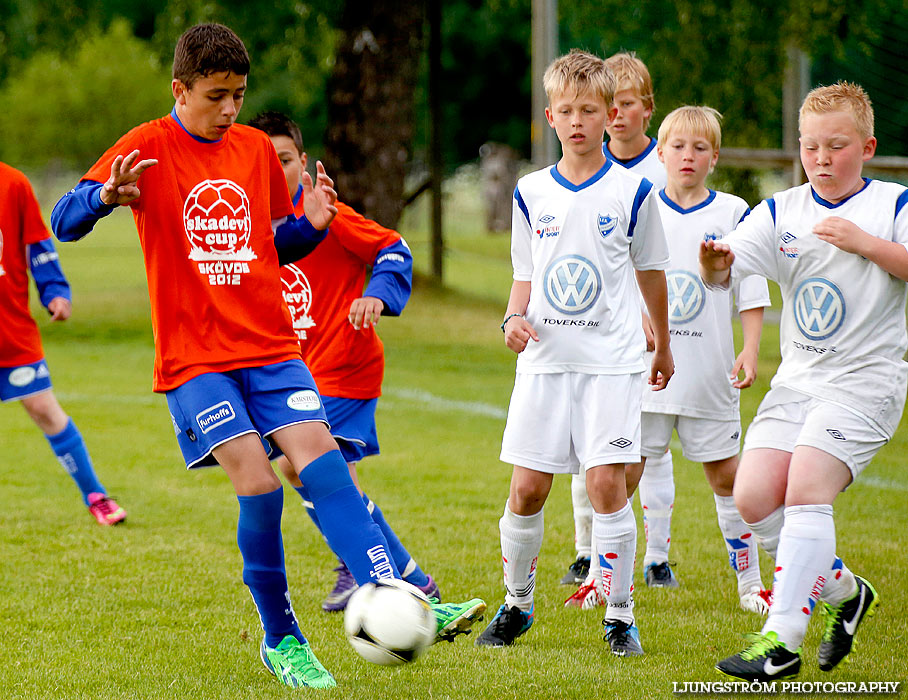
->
[0, 19, 172, 170]
[436, 0, 532, 169]
[323, 0, 425, 228]
[809, 0, 908, 155]
[559, 0, 896, 153]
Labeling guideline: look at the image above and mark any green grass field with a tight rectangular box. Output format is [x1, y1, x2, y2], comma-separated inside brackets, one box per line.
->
[2, 208, 907, 699]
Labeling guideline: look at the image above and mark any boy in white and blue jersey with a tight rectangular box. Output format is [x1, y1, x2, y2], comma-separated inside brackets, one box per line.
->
[704, 82, 907, 681]
[602, 51, 666, 190]
[637, 107, 769, 612]
[565, 50, 675, 599]
[475, 50, 673, 656]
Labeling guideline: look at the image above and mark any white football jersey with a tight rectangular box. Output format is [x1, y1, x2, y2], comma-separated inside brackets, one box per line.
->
[643, 190, 770, 419]
[511, 160, 669, 374]
[720, 179, 908, 436]
[604, 137, 667, 190]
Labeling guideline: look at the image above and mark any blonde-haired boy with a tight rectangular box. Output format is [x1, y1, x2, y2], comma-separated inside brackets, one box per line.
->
[703, 82, 906, 681]
[476, 49, 672, 655]
[630, 105, 771, 614]
[602, 52, 664, 188]
[561, 50, 674, 596]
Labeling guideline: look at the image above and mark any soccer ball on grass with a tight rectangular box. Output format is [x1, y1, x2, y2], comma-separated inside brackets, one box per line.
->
[343, 579, 435, 665]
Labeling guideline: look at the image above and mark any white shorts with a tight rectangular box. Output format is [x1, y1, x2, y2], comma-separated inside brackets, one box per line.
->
[743, 387, 889, 479]
[641, 412, 741, 462]
[500, 372, 642, 474]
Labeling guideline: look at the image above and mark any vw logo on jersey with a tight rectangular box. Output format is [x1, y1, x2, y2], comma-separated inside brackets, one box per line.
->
[597, 213, 618, 238]
[794, 277, 846, 340]
[543, 255, 601, 315]
[666, 270, 706, 323]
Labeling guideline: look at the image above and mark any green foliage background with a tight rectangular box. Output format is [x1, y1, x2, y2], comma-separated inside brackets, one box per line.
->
[1, 0, 906, 174]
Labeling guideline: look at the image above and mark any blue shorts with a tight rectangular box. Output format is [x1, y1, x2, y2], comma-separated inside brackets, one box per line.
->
[323, 396, 380, 463]
[166, 359, 328, 469]
[0, 359, 52, 402]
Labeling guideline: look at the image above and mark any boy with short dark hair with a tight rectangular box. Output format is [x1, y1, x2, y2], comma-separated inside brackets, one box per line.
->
[249, 110, 440, 611]
[702, 81, 906, 681]
[52, 23, 484, 689]
[475, 49, 672, 656]
[1, 160, 126, 526]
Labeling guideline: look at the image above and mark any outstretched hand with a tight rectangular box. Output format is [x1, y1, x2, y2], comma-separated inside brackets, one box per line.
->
[303, 161, 338, 231]
[699, 239, 735, 287]
[100, 150, 158, 206]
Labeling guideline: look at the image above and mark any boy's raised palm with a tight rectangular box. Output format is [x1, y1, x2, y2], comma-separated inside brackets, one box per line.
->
[303, 160, 338, 231]
[100, 149, 158, 206]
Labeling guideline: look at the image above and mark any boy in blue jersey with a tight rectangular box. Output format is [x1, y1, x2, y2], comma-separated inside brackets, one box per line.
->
[249, 111, 440, 611]
[51, 23, 484, 689]
[475, 50, 672, 656]
[0, 160, 126, 527]
[703, 82, 906, 681]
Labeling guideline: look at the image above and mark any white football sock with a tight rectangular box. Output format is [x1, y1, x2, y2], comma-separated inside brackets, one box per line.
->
[570, 472, 593, 558]
[499, 502, 544, 613]
[640, 451, 674, 566]
[819, 556, 858, 607]
[714, 494, 762, 594]
[763, 504, 835, 650]
[747, 505, 784, 559]
[593, 502, 637, 624]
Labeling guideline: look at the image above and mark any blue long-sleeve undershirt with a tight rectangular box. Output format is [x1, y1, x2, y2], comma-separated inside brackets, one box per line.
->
[28, 238, 71, 308]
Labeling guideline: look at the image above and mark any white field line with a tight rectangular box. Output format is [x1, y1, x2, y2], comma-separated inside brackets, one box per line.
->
[382, 387, 507, 419]
[50, 387, 908, 493]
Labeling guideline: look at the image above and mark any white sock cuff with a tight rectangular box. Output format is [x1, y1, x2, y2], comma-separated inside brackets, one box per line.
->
[747, 505, 784, 534]
[500, 502, 544, 542]
[782, 504, 834, 538]
[593, 502, 635, 543]
[644, 450, 673, 477]
[713, 493, 739, 520]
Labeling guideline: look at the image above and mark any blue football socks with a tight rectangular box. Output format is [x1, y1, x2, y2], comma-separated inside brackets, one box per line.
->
[363, 493, 430, 588]
[300, 450, 399, 584]
[237, 487, 305, 648]
[45, 419, 104, 505]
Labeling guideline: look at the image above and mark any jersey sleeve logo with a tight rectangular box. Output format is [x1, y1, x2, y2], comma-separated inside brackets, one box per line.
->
[794, 277, 846, 341]
[543, 255, 601, 315]
[667, 270, 706, 323]
[281, 264, 316, 341]
[184, 179, 257, 287]
[0, 227, 5, 277]
[597, 213, 618, 238]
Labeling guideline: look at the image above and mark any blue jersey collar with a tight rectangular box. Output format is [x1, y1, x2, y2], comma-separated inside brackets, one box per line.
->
[659, 188, 716, 214]
[604, 136, 657, 169]
[810, 178, 871, 208]
[550, 159, 612, 192]
[170, 107, 223, 144]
